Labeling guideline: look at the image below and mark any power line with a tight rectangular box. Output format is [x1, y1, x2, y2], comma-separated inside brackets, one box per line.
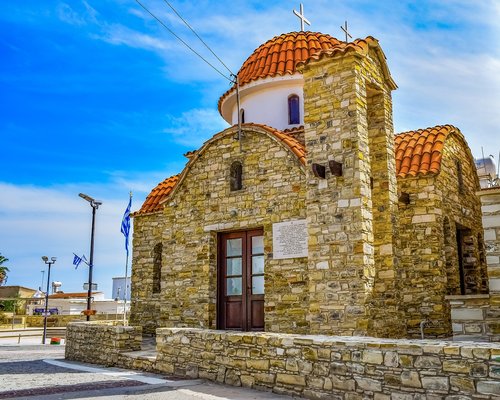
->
[134, 0, 233, 83]
[161, 0, 234, 76]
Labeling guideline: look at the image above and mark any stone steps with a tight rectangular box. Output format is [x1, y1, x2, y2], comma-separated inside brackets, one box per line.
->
[118, 336, 159, 372]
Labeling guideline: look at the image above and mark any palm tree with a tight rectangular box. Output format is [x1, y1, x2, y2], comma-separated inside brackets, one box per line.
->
[0, 254, 9, 286]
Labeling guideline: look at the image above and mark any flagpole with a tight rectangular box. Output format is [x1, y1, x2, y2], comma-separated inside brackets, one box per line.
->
[123, 250, 129, 326]
[123, 191, 132, 326]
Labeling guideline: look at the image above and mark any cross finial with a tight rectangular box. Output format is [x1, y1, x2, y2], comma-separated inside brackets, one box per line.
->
[293, 3, 311, 31]
[340, 20, 353, 42]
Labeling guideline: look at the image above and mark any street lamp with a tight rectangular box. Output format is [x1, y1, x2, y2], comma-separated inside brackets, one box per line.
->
[79, 193, 102, 321]
[41, 256, 57, 345]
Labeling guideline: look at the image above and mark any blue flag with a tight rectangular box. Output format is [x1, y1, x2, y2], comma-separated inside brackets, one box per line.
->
[121, 194, 132, 256]
[73, 254, 87, 269]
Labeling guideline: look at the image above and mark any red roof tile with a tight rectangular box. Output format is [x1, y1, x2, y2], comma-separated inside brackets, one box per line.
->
[48, 292, 103, 299]
[135, 175, 179, 215]
[394, 125, 457, 178]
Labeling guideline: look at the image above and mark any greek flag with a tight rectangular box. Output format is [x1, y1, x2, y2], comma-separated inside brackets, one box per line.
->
[73, 254, 87, 269]
[121, 194, 132, 256]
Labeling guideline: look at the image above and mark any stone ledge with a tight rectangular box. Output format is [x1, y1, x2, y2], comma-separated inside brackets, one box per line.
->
[445, 294, 491, 300]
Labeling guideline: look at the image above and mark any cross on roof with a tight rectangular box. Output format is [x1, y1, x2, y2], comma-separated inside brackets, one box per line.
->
[293, 3, 311, 31]
[340, 20, 352, 42]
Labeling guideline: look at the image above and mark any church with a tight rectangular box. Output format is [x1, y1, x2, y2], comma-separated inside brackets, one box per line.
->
[129, 24, 487, 339]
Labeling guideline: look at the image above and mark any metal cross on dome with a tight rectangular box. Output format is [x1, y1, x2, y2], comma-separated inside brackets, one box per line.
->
[293, 3, 311, 31]
[340, 20, 353, 42]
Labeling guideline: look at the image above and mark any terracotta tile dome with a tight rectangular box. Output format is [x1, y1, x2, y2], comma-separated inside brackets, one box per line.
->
[218, 31, 341, 112]
[237, 31, 341, 86]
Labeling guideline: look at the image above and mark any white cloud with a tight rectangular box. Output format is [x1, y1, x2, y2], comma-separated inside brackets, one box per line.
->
[94, 23, 172, 51]
[163, 108, 229, 147]
[0, 166, 183, 297]
[57, 1, 98, 26]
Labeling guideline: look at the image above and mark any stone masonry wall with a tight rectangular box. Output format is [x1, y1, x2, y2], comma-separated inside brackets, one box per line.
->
[448, 295, 500, 341]
[448, 188, 500, 341]
[65, 322, 142, 366]
[156, 328, 500, 399]
[438, 134, 486, 294]
[160, 125, 308, 332]
[130, 213, 163, 334]
[481, 188, 500, 295]
[397, 132, 485, 338]
[300, 49, 404, 337]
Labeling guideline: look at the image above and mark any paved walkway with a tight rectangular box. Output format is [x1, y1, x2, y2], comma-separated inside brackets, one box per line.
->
[0, 340, 298, 399]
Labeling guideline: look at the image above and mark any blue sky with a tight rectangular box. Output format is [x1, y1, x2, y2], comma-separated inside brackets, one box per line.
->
[1, 0, 499, 297]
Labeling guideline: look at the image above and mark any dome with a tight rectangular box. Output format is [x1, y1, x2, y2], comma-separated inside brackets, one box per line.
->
[218, 31, 341, 113]
[237, 31, 340, 87]
[218, 32, 341, 130]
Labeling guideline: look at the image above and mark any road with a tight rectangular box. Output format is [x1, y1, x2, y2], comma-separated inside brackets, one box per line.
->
[0, 339, 298, 400]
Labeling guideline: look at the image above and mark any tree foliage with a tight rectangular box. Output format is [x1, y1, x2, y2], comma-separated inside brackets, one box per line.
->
[0, 254, 10, 286]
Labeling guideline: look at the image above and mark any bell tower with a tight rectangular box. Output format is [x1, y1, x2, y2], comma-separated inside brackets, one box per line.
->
[299, 38, 406, 337]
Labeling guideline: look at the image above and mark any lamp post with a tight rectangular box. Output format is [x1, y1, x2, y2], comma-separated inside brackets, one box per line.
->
[79, 193, 102, 321]
[41, 256, 56, 345]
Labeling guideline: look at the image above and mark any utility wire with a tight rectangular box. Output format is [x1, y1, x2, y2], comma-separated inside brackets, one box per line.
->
[161, 0, 234, 77]
[135, 0, 233, 82]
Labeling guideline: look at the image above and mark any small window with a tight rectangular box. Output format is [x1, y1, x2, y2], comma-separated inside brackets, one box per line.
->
[456, 160, 464, 194]
[240, 109, 245, 124]
[153, 243, 162, 294]
[230, 161, 243, 191]
[288, 95, 300, 125]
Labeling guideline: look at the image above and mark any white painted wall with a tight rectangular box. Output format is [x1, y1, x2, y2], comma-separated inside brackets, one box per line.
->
[221, 75, 305, 131]
[27, 299, 130, 315]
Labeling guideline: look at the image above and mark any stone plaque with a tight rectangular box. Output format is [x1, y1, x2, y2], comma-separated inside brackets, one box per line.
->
[272, 219, 308, 259]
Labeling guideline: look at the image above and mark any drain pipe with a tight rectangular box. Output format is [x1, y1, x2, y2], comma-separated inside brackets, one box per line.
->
[420, 320, 428, 339]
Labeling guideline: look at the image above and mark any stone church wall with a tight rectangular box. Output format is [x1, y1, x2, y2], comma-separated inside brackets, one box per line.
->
[300, 49, 404, 337]
[159, 128, 308, 333]
[130, 213, 163, 334]
[397, 133, 485, 337]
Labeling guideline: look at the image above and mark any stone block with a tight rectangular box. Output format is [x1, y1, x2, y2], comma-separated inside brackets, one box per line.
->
[246, 359, 269, 371]
[421, 376, 449, 391]
[450, 308, 484, 321]
[489, 279, 500, 292]
[449, 376, 475, 393]
[400, 371, 421, 388]
[276, 373, 306, 387]
[355, 376, 382, 392]
[384, 351, 398, 367]
[414, 355, 441, 369]
[240, 375, 255, 387]
[477, 380, 500, 395]
[362, 350, 383, 364]
[442, 360, 470, 374]
[330, 376, 355, 391]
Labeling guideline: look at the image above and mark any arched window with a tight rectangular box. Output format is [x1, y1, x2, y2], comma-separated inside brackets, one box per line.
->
[230, 161, 243, 191]
[288, 95, 300, 125]
[153, 242, 162, 294]
[240, 109, 245, 124]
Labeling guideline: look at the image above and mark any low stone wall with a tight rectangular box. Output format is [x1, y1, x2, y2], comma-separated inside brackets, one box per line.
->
[65, 322, 142, 366]
[448, 295, 500, 341]
[156, 328, 500, 399]
[26, 314, 116, 327]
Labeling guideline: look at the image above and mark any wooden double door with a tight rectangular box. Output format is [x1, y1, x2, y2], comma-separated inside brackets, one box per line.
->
[217, 229, 264, 331]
